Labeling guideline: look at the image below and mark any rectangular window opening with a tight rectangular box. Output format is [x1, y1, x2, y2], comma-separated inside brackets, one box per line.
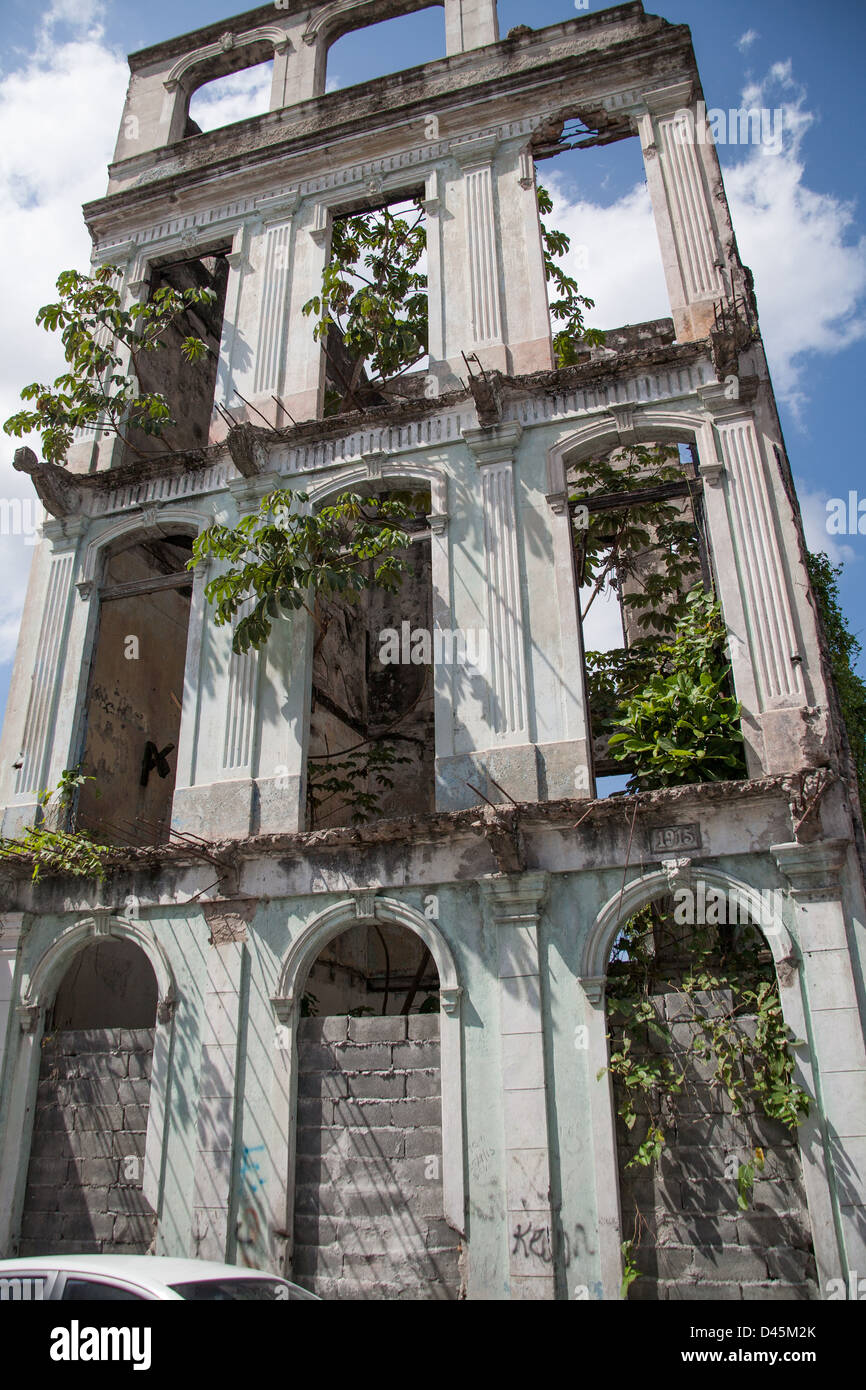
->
[306, 485, 435, 829]
[125, 249, 231, 462]
[313, 195, 428, 420]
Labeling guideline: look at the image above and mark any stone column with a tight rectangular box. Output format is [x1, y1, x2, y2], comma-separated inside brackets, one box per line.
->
[173, 475, 277, 839]
[1, 519, 86, 835]
[191, 923, 248, 1264]
[699, 385, 814, 774]
[444, 0, 498, 54]
[446, 133, 506, 376]
[637, 83, 726, 342]
[0, 914, 24, 1085]
[773, 840, 866, 1285]
[482, 874, 556, 1300]
[458, 423, 536, 803]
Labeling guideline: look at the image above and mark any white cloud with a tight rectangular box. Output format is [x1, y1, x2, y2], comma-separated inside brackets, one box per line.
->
[544, 177, 669, 330]
[796, 480, 858, 565]
[544, 62, 866, 421]
[737, 29, 759, 53]
[188, 62, 273, 133]
[0, 27, 128, 663]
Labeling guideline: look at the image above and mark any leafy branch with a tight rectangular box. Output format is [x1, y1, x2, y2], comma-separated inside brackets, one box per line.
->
[189, 487, 426, 656]
[0, 769, 116, 881]
[3, 264, 216, 464]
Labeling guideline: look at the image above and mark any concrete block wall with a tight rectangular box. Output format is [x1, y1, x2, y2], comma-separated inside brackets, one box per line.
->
[615, 991, 818, 1301]
[18, 1029, 156, 1257]
[293, 1013, 462, 1300]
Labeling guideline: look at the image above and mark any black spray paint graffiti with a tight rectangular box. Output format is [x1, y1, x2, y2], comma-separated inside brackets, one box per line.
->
[511, 1221, 597, 1269]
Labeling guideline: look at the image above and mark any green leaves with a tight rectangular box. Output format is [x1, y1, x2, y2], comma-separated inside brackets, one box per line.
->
[536, 183, 605, 363]
[601, 585, 748, 791]
[302, 202, 428, 413]
[3, 264, 217, 464]
[0, 770, 114, 881]
[190, 487, 424, 656]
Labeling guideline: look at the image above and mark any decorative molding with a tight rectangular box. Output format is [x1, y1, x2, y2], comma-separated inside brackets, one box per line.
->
[354, 890, 379, 919]
[649, 823, 701, 855]
[17, 1004, 41, 1034]
[661, 856, 693, 892]
[772, 839, 850, 901]
[609, 402, 637, 443]
[440, 986, 462, 1015]
[163, 25, 292, 91]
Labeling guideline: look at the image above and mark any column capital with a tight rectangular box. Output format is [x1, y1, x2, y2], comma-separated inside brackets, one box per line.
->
[463, 421, 522, 467]
[772, 839, 850, 900]
[640, 81, 694, 117]
[698, 381, 758, 421]
[228, 471, 281, 514]
[43, 515, 87, 553]
[450, 130, 499, 168]
[479, 871, 548, 922]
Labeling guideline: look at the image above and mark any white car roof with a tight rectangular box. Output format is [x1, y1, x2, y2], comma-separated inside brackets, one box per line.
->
[0, 1255, 297, 1292]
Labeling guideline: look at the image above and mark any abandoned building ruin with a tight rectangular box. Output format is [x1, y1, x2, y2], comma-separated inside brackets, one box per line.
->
[0, 0, 865, 1302]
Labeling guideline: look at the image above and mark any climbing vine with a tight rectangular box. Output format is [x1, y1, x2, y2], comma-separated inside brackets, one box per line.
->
[603, 901, 810, 1290]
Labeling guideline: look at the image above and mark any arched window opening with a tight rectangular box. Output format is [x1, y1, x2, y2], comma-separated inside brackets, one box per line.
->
[187, 59, 273, 135]
[50, 938, 158, 1029]
[306, 484, 435, 830]
[606, 894, 817, 1301]
[19, 939, 158, 1258]
[76, 534, 194, 847]
[293, 921, 460, 1300]
[324, 7, 445, 93]
[128, 249, 231, 461]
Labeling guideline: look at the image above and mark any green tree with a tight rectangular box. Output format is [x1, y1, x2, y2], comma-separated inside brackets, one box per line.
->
[3, 264, 216, 464]
[189, 487, 426, 656]
[536, 183, 606, 364]
[606, 586, 747, 790]
[302, 201, 428, 415]
[806, 550, 866, 820]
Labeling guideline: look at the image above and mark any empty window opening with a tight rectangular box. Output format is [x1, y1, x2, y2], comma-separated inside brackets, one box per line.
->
[20, 940, 158, 1257]
[608, 898, 817, 1301]
[128, 250, 230, 461]
[530, 129, 670, 361]
[303, 921, 440, 1019]
[312, 197, 428, 419]
[187, 59, 273, 135]
[294, 922, 460, 1300]
[306, 487, 435, 829]
[76, 534, 193, 847]
[324, 7, 445, 93]
[570, 443, 735, 792]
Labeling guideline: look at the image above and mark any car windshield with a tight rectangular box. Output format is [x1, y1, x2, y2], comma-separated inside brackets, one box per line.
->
[169, 1278, 299, 1301]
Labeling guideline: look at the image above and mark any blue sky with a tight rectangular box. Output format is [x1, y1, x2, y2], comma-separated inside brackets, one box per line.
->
[0, 0, 864, 733]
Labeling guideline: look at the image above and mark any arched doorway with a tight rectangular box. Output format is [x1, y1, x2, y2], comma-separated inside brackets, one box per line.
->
[292, 919, 461, 1299]
[18, 938, 159, 1256]
[605, 891, 818, 1300]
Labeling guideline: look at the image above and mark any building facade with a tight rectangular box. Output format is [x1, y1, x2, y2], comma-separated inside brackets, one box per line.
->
[0, 0, 865, 1300]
